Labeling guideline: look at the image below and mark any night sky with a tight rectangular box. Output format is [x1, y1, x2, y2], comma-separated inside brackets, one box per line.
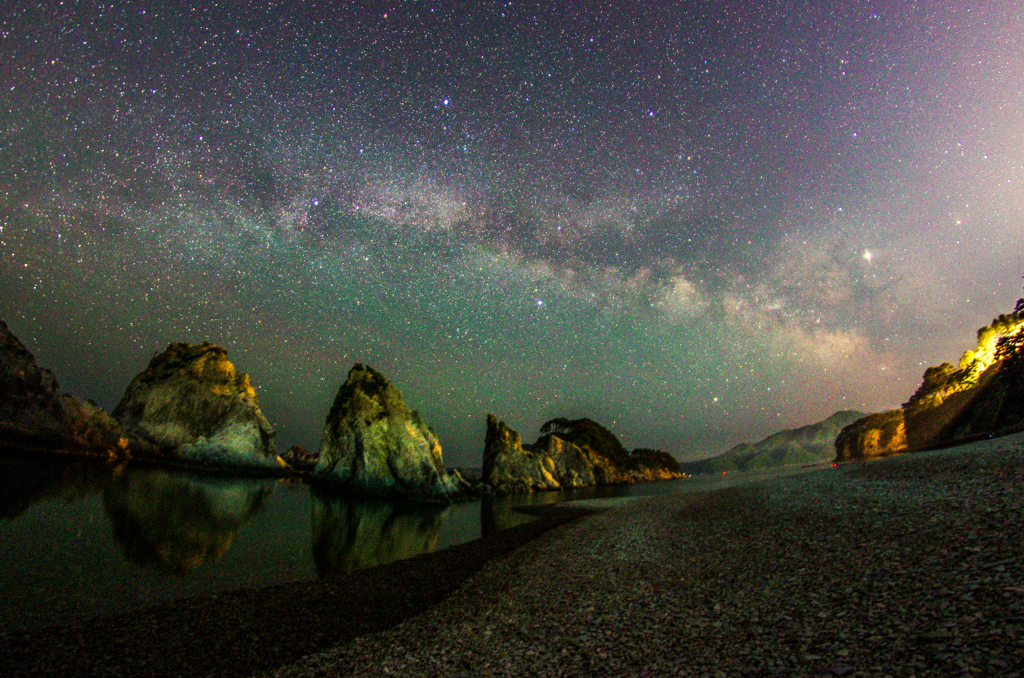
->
[1, 1, 1021, 465]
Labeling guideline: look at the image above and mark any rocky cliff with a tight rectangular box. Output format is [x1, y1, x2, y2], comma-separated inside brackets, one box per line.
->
[482, 415, 594, 493]
[0, 319, 126, 457]
[833, 409, 906, 463]
[901, 312, 1024, 449]
[837, 307, 1024, 461]
[112, 342, 280, 469]
[680, 410, 866, 474]
[314, 364, 461, 501]
[482, 415, 683, 493]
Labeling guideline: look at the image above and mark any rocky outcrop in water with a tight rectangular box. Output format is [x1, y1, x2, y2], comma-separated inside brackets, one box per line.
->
[681, 410, 866, 474]
[482, 415, 594, 493]
[837, 307, 1024, 461]
[112, 342, 280, 469]
[314, 364, 461, 501]
[0, 319, 126, 457]
[481, 415, 683, 494]
[539, 417, 684, 484]
[282, 444, 319, 472]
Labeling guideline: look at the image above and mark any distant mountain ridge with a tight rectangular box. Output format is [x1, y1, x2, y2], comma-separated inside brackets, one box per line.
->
[679, 410, 867, 475]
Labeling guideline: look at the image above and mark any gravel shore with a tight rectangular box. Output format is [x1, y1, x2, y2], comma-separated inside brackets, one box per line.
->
[4, 434, 1022, 677]
[265, 433, 1024, 678]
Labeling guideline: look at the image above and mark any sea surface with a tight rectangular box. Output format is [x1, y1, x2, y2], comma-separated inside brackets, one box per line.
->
[0, 452, 820, 631]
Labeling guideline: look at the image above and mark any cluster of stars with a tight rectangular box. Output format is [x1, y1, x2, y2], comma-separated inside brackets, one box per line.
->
[0, 0, 1020, 462]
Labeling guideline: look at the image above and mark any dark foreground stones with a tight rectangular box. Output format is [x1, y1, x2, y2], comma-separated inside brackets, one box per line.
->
[268, 433, 1024, 678]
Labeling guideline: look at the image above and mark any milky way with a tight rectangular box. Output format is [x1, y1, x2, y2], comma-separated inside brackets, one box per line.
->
[1, 1, 1022, 464]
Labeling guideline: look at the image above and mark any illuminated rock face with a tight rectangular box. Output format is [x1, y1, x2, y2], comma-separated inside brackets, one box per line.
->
[836, 310, 1024, 461]
[901, 313, 1024, 449]
[937, 359, 1024, 442]
[482, 415, 682, 494]
[482, 415, 591, 493]
[315, 364, 459, 502]
[113, 342, 279, 469]
[834, 409, 907, 463]
[0, 319, 125, 456]
[282, 444, 319, 472]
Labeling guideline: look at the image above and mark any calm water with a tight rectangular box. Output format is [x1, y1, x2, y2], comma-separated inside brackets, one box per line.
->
[0, 453, 811, 631]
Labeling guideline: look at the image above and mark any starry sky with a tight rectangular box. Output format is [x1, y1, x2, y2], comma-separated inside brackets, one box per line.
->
[1, 0, 1022, 466]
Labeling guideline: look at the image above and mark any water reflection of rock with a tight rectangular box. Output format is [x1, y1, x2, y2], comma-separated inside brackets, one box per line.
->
[104, 467, 274, 576]
[481, 490, 566, 536]
[311, 488, 451, 577]
[0, 455, 113, 520]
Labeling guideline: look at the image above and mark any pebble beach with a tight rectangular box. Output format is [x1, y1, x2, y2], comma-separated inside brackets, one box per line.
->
[3, 433, 1022, 677]
[266, 433, 1024, 678]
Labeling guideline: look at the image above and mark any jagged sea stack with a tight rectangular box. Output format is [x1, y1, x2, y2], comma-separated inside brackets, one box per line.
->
[482, 414, 561, 492]
[0, 319, 125, 455]
[113, 342, 279, 469]
[315, 364, 459, 501]
[482, 414, 595, 493]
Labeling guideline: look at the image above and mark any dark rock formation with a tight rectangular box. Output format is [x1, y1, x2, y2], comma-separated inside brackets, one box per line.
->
[548, 418, 684, 482]
[282, 444, 319, 472]
[450, 466, 483, 483]
[680, 410, 866, 474]
[834, 409, 907, 463]
[481, 415, 683, 494]
[628, 448, 685, 479]
[938, 357, 1024, 442]
[837, 308, 1024, 461]
[0, 319, 126, 457]
[536, 417, 631, 484]
[314, 364, 460, 501]
[112, 342, 280, 469]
